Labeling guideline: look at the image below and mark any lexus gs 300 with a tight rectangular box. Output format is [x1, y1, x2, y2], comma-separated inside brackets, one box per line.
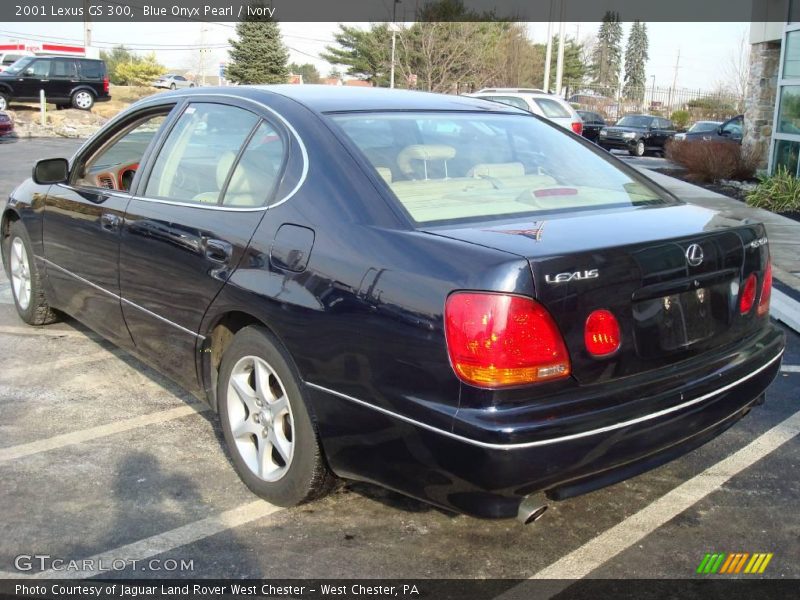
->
[1, 86, 784, 521]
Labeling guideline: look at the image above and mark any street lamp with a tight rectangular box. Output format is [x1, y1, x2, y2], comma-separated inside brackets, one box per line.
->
[651, 74, 656, 108]
[390, 0, 401, 89]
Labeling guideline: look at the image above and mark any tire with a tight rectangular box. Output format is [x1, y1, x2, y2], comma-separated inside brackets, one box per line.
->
[217, 326, 335, 506]
[629, 140, 645, 157]
[2, 220, 58, 326]
[189, 83, 195, 88]
[0, 93, 8, 111]
[71, 90, 94, 110]
[170, 83, 176, 90]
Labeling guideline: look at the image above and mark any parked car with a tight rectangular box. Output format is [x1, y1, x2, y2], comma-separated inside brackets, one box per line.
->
[576, 110, 606, 142]
[675, 115, 743, 144]
[0, 52, 31, 73]
[1, 86, 783, 521]
[153, 74, 195, 90]
[0, 111, 13, 136]
[465, 90, 583, 134]
[0, 56, 109, 111]
[674, 120, 722, 141]
[598, 114, 676, 156]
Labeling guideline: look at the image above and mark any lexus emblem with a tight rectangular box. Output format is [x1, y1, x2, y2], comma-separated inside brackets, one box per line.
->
[686, 244, 704, 267]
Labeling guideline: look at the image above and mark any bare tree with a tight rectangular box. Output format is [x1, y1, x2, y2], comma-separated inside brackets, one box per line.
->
[720, 29, 750, 113]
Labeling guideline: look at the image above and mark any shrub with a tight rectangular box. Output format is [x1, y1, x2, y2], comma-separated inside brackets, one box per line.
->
[746, 167, 800, 213]
[665, 140, 759, 183]
[670, 110, 690, 131]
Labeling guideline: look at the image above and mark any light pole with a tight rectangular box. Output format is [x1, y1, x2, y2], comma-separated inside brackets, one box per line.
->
[650, 74, 656, 108]
[390, 0, 401, 89]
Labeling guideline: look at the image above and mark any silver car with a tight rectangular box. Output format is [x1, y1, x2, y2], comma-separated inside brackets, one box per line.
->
[153, 74, 195, 90]
[464, 91, 583, 135]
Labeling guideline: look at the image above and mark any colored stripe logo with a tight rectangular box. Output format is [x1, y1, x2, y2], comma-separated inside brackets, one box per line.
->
[696, 552, 773, 574]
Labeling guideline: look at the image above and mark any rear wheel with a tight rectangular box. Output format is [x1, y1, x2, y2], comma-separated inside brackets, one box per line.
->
[217, 326, 335, 506]
[3, 221, 58, 325]
[170, 83, 177, 90]
[71, 90, 94, 110]
[0, 93, 8, 111]
[630, 140, 645, 157]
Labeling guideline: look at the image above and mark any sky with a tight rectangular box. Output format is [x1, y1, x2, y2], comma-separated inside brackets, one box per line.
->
[0, 20, 749, 91]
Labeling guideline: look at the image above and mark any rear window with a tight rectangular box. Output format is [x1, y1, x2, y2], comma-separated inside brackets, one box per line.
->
[331, 112, 673, 225]
[533, 98, 571, 118]
[78, 59, 104, 79]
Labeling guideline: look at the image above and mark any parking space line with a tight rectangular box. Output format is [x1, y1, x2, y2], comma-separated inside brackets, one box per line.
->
[0, 405, 210, 463]
[24, 500, 282, 579]
[0, 325, 87, 339]
[781, 365, 799, 373]
[522, 409, 800, 583]
[1, 349, 118, 376]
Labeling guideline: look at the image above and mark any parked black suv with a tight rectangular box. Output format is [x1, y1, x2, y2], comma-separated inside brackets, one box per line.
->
[0, 56, 110, 111]
[576, 110, 606, 142]
[598, 114, 675, 156]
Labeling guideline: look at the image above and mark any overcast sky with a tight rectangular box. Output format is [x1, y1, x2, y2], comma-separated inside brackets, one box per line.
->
[0, 21, 749, 91]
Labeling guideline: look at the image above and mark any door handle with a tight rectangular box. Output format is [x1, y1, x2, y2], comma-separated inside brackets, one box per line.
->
[100, 213, 121, 231]
[204, 239, 233, 264]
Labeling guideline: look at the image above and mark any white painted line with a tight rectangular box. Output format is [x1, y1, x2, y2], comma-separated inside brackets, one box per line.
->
[781, 365, 800, 373]
[1, 349, 118, 377]
[495, 409, 800, 598]
[771, 288, 800, 335]
[0, 325, 86, 339]
[24, 500, 282, 579]
[0, 405, 209, 463]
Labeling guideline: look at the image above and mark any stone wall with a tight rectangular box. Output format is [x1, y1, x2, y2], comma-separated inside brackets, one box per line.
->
[743, 41, 781, 171]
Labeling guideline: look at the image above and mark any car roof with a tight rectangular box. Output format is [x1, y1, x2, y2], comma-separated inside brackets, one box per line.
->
[158, 85, 527, 114]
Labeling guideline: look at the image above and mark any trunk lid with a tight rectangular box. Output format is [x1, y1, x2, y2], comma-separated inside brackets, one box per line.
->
[425, 204, 770, 384]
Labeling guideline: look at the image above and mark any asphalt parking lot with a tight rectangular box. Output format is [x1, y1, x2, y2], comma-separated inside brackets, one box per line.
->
[0, 138, 799, 584]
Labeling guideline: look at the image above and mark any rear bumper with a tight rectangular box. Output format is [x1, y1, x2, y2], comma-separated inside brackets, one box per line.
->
[309, 324, 785, 518]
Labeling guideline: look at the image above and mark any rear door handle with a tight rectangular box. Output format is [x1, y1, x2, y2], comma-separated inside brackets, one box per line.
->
[204, 239, 233, 264]
[100, 213, 121, 231]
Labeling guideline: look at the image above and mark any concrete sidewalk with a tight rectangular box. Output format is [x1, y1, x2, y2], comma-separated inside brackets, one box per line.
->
[635, 168, 800, 333]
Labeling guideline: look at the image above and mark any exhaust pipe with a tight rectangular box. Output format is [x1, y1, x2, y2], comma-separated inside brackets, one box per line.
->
[517, 495, 548, 525]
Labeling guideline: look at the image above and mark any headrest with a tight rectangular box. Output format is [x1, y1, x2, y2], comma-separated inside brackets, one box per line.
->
[468, 162, 525, 178]
[397, 144, 456, 176]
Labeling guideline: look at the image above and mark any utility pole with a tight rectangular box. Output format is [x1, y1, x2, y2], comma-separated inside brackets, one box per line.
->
[667, 49, 680, 112]
[554, 3, 567, 97]
[543, 21, 553, 92]
[83, 0, 92, 49]
[199, 23, 208, 86]
[390, 0, 401, 89]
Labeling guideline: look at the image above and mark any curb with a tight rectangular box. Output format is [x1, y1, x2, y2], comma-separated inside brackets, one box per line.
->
[771, 285, 800, 336]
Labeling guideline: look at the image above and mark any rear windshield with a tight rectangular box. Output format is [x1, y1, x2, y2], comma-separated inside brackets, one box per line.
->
[331, 112, 673, 225]
[534, 98, 571, 118]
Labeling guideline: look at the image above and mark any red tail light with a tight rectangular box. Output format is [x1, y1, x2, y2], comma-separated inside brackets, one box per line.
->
[739, 273, 757, 314]
[444, 292, 570, 388]
[571, 121, 583, 135]
[757, 262, 772, 317]
[103, 76, 109, 93]
[584, 309, 621, 356]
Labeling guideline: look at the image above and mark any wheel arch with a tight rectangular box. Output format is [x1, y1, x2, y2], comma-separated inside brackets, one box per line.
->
[0, 208, 21, 266]
[69, 85, 97, 98]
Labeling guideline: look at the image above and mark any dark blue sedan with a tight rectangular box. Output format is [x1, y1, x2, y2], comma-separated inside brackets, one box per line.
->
[1, 86, 784, 521]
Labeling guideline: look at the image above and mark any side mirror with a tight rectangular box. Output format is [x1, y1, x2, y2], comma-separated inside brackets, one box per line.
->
[718, 126, 728, 136]
[32, 158, 69, 185]
[24, 68, 34, 76]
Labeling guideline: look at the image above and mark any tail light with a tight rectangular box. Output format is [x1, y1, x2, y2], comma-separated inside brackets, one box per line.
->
[571, 121, 583, 135]
[757, 261, 772, 317]
[103, 76, 109, 93]
[739, 273, 757, 314]
[444, 292, 570, 388]
[584, 309, 621, 356]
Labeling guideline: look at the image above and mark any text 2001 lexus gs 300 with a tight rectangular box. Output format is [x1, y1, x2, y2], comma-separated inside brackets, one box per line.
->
[1, 86, 785, 520]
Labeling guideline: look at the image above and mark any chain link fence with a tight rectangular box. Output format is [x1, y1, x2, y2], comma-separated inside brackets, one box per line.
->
[561, 81, 743, 127]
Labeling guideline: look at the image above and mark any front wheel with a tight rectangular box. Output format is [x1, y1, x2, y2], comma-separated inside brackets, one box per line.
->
[170, 83, 177, 90]
[630, 140, 645, 157]
[2, 221, 58, 325]
[218, 326, 335, 506]
[0, 93, 8, 111]
[71, 90, 94, 110]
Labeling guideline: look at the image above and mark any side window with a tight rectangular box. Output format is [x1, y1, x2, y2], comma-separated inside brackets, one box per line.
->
[26, 59, 51, 78]
[79, 60, 103, 79]
[662, 119, 674, 130]
[492, 96, 529, 111]
[533, 98, 571, 118]
[145, 103, 259, 204]
[176, 75, 186, 81]
[51, 59, 77, 79]
[222, 122, 286, 207]
[722, 117, 743, 136]
[75, 111, 171, 191]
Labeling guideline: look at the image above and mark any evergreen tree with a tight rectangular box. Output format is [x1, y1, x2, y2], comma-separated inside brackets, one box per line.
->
[288, 62, 320, 84]
[227, 14, 289, 85]
[545, 36, 586, 89]
[623, 21, 649, 101]
[321, 24, 391, 86]
[590, 11, 623, 92]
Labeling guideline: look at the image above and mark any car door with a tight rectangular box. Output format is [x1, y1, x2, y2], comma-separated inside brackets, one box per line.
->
[42, 103, 177, 346]
[718, 115, 743, 143]
[119, 99, 288, 391]
[15, 57, 51, 99]
[48, 58, 78, 101]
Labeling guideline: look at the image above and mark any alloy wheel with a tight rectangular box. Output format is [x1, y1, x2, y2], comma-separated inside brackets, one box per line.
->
[226, 355, 295, 482]
[9, 237, 31, 310]
[0, 96, 7, 111]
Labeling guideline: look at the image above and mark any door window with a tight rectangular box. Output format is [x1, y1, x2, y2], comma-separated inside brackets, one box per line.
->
[221, 121, 286, 207]
[50, 59, 78, 79]
[26, 59, 51, 78]
[533, 98, 571, 118]
[489, 96, 530, 111]
[145, 103, 259, 204]
[75, 111, 171, 191]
